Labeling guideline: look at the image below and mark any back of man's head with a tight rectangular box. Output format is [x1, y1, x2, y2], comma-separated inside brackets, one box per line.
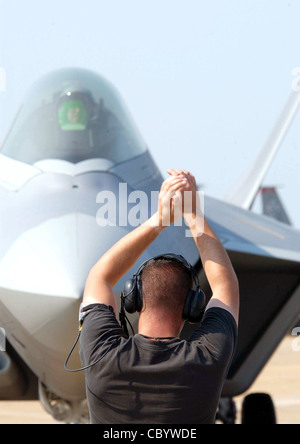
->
[140, 258, 193, 317]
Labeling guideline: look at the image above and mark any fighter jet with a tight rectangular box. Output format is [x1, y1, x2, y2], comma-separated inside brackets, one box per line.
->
[0, 68, 299, 424]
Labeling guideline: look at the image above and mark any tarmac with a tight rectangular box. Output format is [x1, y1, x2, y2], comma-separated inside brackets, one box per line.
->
[0, 334, 299, 424]
[234, 333, 300, 424]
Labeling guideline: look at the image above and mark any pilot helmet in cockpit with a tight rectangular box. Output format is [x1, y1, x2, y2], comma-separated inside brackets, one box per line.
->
[57, 88, 94, 131]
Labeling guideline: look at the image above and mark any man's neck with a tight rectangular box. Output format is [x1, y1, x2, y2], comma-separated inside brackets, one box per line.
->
[138, 315, 181, 339]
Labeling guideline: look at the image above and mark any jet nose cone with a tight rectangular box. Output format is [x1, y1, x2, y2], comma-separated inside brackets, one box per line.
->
[0, 212, 130, 298]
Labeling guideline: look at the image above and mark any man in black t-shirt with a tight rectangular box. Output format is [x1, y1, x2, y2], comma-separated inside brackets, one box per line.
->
[80, 169, 239, 424]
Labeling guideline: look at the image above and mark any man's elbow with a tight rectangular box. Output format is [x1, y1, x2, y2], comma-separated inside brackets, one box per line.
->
[230, 273, 239, 295]
[87, 264, 109, 284]
[212, 268, 239, 293]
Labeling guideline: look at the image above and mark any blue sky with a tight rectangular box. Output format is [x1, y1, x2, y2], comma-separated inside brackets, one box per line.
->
[0, 0, 300, 226]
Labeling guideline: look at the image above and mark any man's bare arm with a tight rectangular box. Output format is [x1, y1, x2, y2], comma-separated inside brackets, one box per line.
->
[191, 216, 239, 324]
[167, 169, 239, 325]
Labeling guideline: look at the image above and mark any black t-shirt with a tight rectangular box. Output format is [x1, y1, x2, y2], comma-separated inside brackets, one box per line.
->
[79, 304, 237, 424]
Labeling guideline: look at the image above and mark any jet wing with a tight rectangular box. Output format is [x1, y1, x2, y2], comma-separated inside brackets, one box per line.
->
[205, 195, 300, 262]
[185, 195, 300, 397]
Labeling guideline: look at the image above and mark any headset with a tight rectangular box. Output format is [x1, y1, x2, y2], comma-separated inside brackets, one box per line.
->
[121, 253, 206, 324]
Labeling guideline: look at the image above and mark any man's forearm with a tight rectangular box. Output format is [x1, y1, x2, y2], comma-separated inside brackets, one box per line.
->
[91, 212, 166, 287]
[186, 214, 238, 293]
[186, 213, 239, 323]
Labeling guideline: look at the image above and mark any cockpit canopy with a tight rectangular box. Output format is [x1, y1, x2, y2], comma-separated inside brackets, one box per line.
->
[1, 68, 147, 165]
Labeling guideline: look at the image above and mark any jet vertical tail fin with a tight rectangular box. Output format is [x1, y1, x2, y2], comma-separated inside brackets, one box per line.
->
[251, 186, 292, 225]
[224, 88, 300, 210]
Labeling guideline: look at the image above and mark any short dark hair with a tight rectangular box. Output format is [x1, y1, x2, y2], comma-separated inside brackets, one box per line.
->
[140, 258, 193, 315]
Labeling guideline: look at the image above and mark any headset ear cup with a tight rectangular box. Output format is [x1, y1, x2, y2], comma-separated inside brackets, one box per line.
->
[182, 290, 194, 321]
[123, 277, 144, 314]
[136, 278, 143, 312]
[189, 288, 206, 323]
[183, 288, 206, 324]
[123, 279, 138, 313]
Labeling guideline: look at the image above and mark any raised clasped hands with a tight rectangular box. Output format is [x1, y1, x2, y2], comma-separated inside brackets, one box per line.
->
[157, 169, 202, 232]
